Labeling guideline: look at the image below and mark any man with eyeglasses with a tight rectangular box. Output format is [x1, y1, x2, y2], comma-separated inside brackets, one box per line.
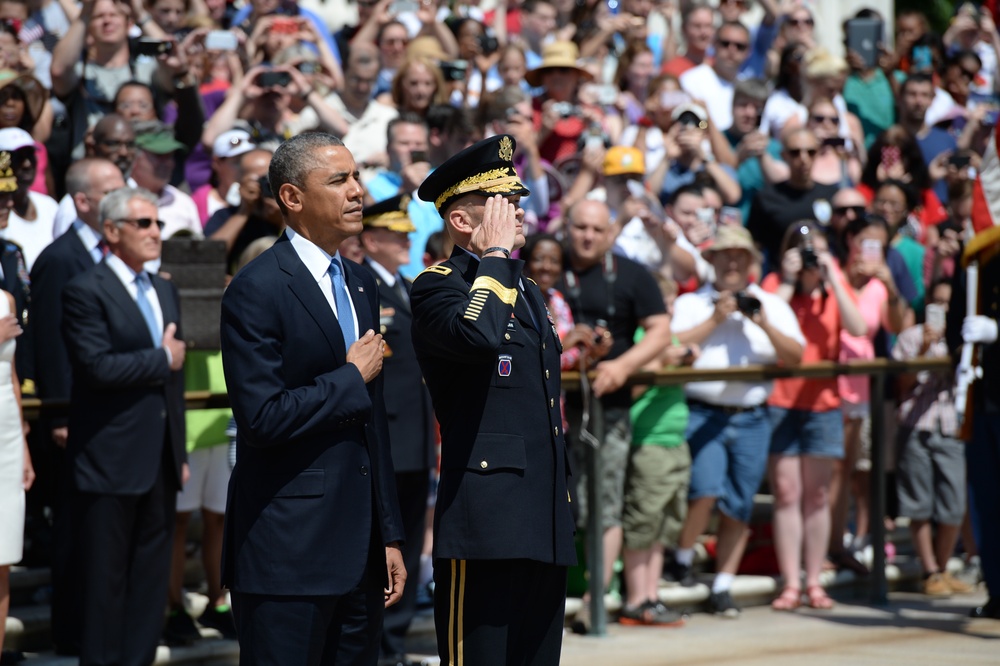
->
[62, 186, 187, 666]
[680, 21, 753, 132]
[747, 128, 839, 270]
[29, 157, 126, 657]
[52, 114, 137, 239]
[715, 0, 782, 81]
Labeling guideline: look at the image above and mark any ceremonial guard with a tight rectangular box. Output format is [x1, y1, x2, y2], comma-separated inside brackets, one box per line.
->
[359, 196, 437, 666]
[410, 135, 576, 666]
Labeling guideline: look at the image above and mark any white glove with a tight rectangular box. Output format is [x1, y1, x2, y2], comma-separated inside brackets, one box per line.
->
[962, 315, 999, 344]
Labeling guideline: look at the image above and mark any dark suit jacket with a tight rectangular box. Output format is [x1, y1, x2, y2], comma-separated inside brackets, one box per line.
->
[1, 241, 32, 385]
[363, 259, 435, 473]
[220, 234, 404, 597]
[29, 228, 96, 425]
[410, 248, 576, 566]
[61, 261, 186, 495]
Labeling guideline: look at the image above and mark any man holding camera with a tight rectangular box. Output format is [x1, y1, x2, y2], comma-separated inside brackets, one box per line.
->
[670, 225, 804, 617]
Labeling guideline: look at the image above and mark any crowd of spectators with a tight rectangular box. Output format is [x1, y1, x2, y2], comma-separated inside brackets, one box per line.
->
[0, 0, 997, 657]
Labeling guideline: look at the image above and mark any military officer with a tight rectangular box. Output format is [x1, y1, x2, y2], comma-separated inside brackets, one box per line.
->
[359, 195, 437, 666]
[410, 135, 576, 666]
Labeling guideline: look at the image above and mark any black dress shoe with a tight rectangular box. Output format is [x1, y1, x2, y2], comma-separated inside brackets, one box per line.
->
[970, 598, 1000, 619]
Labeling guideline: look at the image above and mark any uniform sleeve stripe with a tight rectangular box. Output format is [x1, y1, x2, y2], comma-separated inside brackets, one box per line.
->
[469, 276, 517, 306]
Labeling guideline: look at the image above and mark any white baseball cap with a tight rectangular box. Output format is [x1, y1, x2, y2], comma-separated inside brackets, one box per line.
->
[213, 129, 255, 159]
[0, 127, 35, 152]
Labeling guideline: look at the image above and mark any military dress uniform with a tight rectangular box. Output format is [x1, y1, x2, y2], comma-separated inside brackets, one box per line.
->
[410, 135, 576, 666]
[359, 196, 437, 664]
[948, 236, 1000, 619]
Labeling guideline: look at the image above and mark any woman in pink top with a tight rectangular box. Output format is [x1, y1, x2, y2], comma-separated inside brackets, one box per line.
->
[763, 221, 866, 610]
[831, 213, 907, 571]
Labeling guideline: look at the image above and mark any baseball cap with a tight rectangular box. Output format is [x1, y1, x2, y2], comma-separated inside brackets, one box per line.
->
[603, 146, 645, 177]
[213, 129, 256, 159]
[0, 127, 34, 153]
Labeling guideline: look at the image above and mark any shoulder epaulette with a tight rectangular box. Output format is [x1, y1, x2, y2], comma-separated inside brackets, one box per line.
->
[415, 264, 454, 279]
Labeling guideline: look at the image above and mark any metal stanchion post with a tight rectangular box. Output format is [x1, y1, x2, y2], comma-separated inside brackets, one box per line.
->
[586, 399, 607, 636]
[869, 370, 888, 605]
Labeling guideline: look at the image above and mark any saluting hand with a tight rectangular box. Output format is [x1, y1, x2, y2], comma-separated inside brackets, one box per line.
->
[346, 329, 384, 383]
[471, 194, 517, 258]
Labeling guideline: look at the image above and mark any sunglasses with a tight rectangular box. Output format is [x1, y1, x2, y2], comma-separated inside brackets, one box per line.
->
[116, 217, 165, 230]
[787, 148, 818, 157]
[833, 205, 866, 217]
[811, 114, 839, 125]
[720, 0, 747, 5]
[718, 39, 749, 52]
[787, 17, 814, 27]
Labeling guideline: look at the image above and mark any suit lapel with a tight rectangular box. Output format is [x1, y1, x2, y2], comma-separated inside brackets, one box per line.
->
[68, 231, 97, 270]
[151, 275, 177, 327]
[95, 263, 155, 345]
[275, 238, 348, 359]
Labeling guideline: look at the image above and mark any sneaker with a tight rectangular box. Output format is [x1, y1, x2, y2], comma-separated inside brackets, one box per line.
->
[942, 571, 974, 595]
[665, 560, 696, 587]
[163, 609, 201, 646]
[618, 600, 684, 627]
[707, 590, 741, 618]
[959, 556, 983, 587]
[922, 572, 952, 597]
[198, 606, 239, 640]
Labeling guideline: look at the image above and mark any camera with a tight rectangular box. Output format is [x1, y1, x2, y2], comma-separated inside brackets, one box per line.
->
[439, 60, 469, 82]
[257, 70, 292, 88]
[258, 175, 273, 199]
[676, 111, 707, 130]
[135, 38, 173, 57]
[592, 319, 608, 344]
[734, 291, 762, 317]
[550, 101, 580, 119]
[800, 244, 819, 270]
[478, 33, 499, 55]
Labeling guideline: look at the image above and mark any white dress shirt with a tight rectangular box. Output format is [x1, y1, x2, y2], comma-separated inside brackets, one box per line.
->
[105, 253, 170, 364]
[287, 228, 359, 337]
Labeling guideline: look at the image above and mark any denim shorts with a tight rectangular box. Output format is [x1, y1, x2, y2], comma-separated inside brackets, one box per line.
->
[769, 407, 844, 459]
[686, 401, 771, 524]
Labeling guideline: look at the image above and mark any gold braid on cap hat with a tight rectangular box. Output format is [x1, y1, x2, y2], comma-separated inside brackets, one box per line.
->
[434, 169, 523, 210]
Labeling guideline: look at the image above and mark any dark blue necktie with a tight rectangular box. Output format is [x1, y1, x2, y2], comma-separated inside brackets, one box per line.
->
[134, 273, 162, 347]
[329, 258, 357, 347]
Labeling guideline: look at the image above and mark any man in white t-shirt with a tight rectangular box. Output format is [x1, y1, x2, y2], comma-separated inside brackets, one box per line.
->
[680, 21, 753, 132]
[0, 128, 59, 270]
[669, 224, 804, 618]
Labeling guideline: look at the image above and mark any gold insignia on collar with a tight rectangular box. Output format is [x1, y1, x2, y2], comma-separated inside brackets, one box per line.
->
[416, 264, 453, 279]
[0, 152, 9, 172]
[400, 193, 411, 209]
[498, 136, 513, 161]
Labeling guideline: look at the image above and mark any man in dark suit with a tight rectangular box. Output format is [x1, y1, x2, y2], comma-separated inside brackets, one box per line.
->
[29, 157, 126, 655]
[410, 135, 576, 666]
[359, 195, 436, 666]
[220, 132, 406, 666]
[62, 186, 187, 666]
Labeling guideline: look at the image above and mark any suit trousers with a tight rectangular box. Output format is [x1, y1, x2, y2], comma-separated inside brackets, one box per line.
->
[434, 558, 568, 666]
[50, 443, 82, 655]
[231, 567, 385, 666]
[76, 447, 176, 666]
[381, 470, 430, 658]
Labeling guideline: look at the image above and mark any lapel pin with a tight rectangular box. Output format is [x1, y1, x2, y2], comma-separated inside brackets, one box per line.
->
[358, 286, 364, 292]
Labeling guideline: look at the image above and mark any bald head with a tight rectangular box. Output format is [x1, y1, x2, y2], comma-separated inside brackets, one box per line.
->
[88, 113, 137, 176]
[65, 157, 127, 230]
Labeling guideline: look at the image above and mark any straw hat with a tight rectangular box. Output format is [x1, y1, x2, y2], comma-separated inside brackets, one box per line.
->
[406, 36, 449, 62]
[525, 41, 594, 87]
[701, 224, 762, 260]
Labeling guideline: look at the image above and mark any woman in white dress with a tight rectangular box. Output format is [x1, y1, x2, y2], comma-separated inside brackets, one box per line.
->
[0, 287, 34, 653]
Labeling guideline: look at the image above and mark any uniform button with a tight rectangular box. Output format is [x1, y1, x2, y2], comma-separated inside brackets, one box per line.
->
[550, 398, 555, 408]
[554, 426, 560, 436]
[360, 466, 368, 476]
[505, 333, 511, 340]
[545, 370, 550, 379]
[542, 342, 547, 350]
[480, 460, 488, 469]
